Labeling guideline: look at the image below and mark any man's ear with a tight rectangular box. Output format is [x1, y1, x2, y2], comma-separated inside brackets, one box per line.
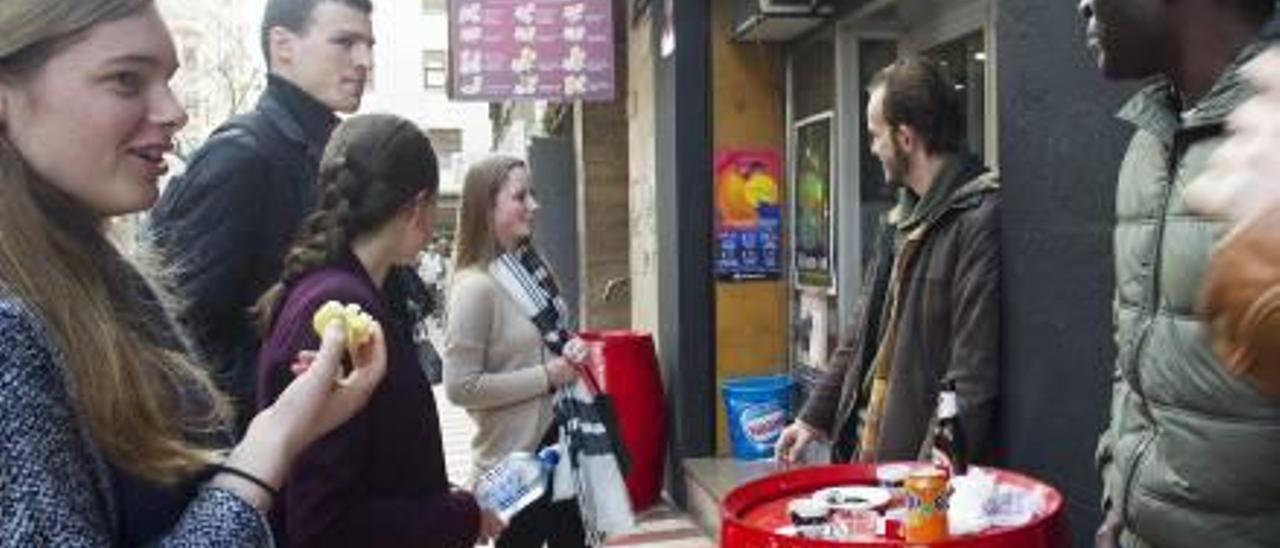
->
[411, 192, 437, 227]
[400, 192, 425, 223]
[402, 200, 422, 224]
[268, 26, 296, 70]
[895, 124, 917, 153]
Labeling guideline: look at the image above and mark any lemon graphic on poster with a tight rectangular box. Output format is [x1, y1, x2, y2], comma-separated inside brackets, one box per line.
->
[743, 166, 779, 209]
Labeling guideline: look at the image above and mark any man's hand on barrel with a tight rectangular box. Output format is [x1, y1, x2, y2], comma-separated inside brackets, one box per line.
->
[1094, 507, 1122, 548]
[775, 420, 825, 464]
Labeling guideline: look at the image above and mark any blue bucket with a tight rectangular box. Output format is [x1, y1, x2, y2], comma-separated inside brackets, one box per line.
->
[722, 375, 793, 460]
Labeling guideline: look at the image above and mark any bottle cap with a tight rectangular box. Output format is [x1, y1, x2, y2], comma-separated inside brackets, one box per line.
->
[537, 447, 560, 466]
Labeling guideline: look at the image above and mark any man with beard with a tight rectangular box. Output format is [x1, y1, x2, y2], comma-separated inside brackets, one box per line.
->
[776, 58, 1001, 469]
[1077, 0, 1280, 546]
[149, 0, 374, 432]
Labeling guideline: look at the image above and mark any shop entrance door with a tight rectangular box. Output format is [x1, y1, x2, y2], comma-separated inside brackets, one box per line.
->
[788, 29, 900, 400]
[924, 30, 990, 164]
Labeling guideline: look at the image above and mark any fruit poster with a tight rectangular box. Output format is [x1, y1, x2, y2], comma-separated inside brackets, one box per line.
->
[714, 150, 782, 281]
[794, 115, 833, 288]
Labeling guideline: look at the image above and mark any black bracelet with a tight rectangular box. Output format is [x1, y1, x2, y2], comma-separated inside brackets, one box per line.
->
[210, 463, 280, 500]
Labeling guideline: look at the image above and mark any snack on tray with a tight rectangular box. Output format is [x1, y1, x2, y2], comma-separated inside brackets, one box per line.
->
[787, 497, 832, 539]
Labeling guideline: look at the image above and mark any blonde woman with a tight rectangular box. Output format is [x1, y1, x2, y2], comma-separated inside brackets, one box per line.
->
[444, 156, 588, 547]
[0, 1, 385, 545]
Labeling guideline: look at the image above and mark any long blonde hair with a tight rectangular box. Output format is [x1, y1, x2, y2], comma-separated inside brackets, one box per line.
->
[0, 0, 227, 485]
[454, 156, 526, 271]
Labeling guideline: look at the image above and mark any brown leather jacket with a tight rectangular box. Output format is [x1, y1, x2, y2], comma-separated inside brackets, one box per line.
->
[798, 163, 1000, 463]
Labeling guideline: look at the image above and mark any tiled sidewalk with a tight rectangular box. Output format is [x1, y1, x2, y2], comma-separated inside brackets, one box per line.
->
[435, 382, 475, 487]
[605, 505, 714, 547]
[433, 384, 714, 547]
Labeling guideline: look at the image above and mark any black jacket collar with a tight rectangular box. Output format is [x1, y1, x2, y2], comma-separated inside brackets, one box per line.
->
[260, 74, 338, 157]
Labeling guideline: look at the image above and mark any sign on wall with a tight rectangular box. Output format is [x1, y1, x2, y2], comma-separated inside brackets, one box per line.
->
[449, 0, 616, 102]
[714, 150, 782, 281]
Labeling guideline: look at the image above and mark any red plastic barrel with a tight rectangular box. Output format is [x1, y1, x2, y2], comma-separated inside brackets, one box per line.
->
[579, 330, 667, 511]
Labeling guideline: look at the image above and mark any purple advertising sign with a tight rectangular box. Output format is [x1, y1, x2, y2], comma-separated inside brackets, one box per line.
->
[449, 0, 615, 102]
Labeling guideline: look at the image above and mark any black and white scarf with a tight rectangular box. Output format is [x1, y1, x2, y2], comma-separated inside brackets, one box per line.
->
[488, 246, 573, 353]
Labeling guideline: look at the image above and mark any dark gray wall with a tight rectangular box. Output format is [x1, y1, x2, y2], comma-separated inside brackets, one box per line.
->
[529, 136, 581, 326]
[653, 0, 716, 505]
[996, 1, 1136, 545]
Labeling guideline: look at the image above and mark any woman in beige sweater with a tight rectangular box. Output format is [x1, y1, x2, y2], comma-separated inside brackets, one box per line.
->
[444, 156, 587, 548]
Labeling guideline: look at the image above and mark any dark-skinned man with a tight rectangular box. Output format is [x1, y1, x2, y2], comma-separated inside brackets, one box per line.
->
[1078, 0, 1280, 545]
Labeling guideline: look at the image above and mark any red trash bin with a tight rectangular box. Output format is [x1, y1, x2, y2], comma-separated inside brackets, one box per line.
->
[579, 330, 667, 511]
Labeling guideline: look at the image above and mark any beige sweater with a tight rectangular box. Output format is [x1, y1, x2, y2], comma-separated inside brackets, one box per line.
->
[443, 267, 557, 484]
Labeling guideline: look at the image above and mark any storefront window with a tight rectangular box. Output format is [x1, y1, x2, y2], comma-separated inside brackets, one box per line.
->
[924, 31, 986, 162]
[793, 35, 835, 121]
[789, 34, 838, 377]
[857, 39, 897, 269]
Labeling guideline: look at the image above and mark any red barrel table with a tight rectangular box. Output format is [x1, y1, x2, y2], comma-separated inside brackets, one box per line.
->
[721, 463, 1069, 547]
[579, 330, 667, 512]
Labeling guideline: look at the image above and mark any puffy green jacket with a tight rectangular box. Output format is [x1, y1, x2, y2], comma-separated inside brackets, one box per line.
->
[1100, 43, 1280, 548]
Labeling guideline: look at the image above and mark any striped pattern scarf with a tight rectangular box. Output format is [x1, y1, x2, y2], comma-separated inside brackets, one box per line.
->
[488, 245, 572, 354]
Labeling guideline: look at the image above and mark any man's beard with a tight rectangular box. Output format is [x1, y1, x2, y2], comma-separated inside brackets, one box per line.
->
[884, 144, 911, 189]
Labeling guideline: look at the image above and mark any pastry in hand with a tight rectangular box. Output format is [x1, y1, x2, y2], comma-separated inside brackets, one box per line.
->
[312, 301, 374, 349]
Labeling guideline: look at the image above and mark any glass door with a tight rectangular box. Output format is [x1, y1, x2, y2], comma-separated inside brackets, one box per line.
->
[924, 31, 988, 163]
[788, 32, 838, 379]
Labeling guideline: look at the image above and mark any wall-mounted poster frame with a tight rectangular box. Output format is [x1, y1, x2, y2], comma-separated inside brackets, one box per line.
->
[792, 111, 835, 289]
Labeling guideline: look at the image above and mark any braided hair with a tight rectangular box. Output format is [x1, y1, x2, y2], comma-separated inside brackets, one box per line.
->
[254, 113, 438, 333]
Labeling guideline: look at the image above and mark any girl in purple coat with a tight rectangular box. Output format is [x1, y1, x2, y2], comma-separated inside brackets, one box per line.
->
[255, 114, 500, 547]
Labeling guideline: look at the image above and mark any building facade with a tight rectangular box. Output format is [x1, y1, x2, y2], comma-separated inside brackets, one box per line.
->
[158, 0, 265, 167]
[360, 0, 495, 239]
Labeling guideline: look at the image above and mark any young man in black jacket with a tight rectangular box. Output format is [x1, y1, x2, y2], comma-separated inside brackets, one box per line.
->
[149, 0, 373, 431]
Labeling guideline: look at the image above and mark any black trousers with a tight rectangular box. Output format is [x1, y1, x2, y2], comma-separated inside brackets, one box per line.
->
[495, 426, 587, 548]
[494, 489, 587, 548]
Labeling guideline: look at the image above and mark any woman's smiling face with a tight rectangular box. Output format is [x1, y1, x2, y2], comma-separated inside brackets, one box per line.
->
[492, 166, 538, 250]
[0, 5, 187, 217]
